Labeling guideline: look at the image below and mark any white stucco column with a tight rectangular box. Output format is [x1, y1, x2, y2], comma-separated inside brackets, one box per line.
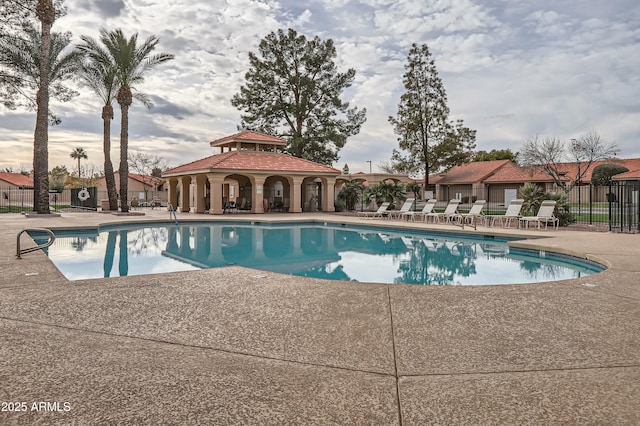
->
[290, 177, 304, 213]
[194, 175, 207, 214]
[207, 174, 225, 215]
[178, 176, 191, 213]
[252, 175, 266, 214]
[322, 177, 336, 212]
[167, 178, 178, 210]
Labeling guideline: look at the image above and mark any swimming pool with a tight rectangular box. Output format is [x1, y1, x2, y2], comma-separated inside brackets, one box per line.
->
[32, 221, 605, 285]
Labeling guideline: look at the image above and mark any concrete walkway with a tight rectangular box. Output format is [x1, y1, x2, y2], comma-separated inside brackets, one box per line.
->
[1, 211, 638, 425]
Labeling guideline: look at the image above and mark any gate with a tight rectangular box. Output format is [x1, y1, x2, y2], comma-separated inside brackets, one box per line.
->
[608, 181, 640, 233]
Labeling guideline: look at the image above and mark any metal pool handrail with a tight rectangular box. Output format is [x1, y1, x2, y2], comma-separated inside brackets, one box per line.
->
[168, 203, 179, 225]
[16, 228, 55, 259]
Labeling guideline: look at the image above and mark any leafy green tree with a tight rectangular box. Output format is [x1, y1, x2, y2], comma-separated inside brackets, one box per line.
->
[590, 164, 629, 186]
[91, 29, 173, 212]
[431, 119, 477, 171]
[232, 28, 366, 165]
[389, 43, 476, 184]
[70, 147, 87, 180]
[341, 163, 350, 174]
[48, 164, 67, 192]
[76, 35, 120, 210]
[520, 131, 618, 193]
[474, 149, 518, 162]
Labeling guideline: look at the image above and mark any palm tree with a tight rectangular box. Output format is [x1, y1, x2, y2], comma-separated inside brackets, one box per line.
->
[96, 29, 174, 212]
[34, 0, 55, 214]
[0, 2, 82, 213]
[76, 38, 120, 210]
[70, 147, 88, 181]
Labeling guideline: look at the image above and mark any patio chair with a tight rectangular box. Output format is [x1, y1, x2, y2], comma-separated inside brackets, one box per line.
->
[357, 201, 391, 219]
[424, 199, 461, 223]
[454, 199, 486, 226]
[485, 199, 524, 227]
[519, 200, 559, 229]
[401, 199, 437, 221]
[388, 198, 415, 220]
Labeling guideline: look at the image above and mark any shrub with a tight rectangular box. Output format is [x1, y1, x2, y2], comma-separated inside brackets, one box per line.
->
[591, 164, 629, 186]
[544, 192, 574, 227]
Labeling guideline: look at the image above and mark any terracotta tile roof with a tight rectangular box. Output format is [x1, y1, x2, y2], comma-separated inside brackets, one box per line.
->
[0, 172, 34, 188]
[484, 162, 556, 183]
[164, 151, 340, 175]
[111, 171, 159, 185]
[612, 169, 640, 180]
[210, 130, 286, 147]
[434, 160, 512, 184]
[496, 158, 640, 184]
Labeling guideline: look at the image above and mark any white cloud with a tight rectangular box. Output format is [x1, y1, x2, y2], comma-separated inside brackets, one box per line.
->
[1, 0, 639, 172]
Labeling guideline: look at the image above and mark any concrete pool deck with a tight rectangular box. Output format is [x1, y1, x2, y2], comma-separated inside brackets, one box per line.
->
[1, 210, 638, 425]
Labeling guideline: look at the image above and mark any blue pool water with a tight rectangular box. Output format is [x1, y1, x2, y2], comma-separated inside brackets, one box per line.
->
[33, 222, 605, 285]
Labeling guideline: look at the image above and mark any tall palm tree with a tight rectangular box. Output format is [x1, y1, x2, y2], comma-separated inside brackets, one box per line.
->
[0, 3, 82, 213]
[97, 29, 174, 212]
[76, 38, 120, 210]
[33, 0, 55, 214]
[70, 147, 88, 181]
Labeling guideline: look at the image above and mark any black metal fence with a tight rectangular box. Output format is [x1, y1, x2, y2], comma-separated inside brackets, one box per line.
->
[1, 187, 168, 213]
[608, 181, 640, 233]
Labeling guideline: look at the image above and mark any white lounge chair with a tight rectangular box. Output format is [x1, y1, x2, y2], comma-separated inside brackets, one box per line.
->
[454, 200, 486, 226]
[388, 198, 415, 220]
[519, 200, 559, 229]
[357, 202, 391, 219]
[401, 199, 437, 221]
[485, 199, 524, 228]
[425, 199, 461, 223]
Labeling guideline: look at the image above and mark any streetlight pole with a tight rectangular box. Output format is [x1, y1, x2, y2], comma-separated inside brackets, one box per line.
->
[571, 139, 582, 218]
[366, 160, 372, 174]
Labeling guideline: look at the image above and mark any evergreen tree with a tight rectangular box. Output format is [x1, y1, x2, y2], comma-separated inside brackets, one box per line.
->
[389, 43, 449, 185]
[389, 43, 476, 183]
[232, 28, 366, 165]
[474, 149, 518, 162]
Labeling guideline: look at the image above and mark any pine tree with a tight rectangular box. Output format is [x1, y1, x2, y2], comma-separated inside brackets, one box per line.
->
[389, 43, 476, 183]
[232, 28, 366, 165]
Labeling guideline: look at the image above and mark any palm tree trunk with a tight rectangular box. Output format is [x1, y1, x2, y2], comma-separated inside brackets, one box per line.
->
[102, 105, 118, 210]
[33, 0, 55, 214]
[119, 103, 129, 212]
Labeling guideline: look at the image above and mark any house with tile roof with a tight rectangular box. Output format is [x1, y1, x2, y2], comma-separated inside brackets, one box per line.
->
[96, 171, 165, 203]
[162, 130, 342, 214]
[0, 172, 34, 189]
[431, 157, 640, 204]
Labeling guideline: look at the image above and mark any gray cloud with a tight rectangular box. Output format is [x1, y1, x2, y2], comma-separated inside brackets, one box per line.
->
[1, 0, 639, 171]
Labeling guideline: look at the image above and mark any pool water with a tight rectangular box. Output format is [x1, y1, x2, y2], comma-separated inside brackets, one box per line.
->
[33, 222, 604, 285]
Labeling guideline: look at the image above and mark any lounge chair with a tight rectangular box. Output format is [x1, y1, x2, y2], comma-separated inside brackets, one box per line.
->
[388, 198, 415, 220]
[424, 199, 461, 223]
[519, 200, 559, 229]
[454, 199, 486, 226]
[485, 199, 523, 227]
[357, 202, 390, 219]
[401, 199, 437, 221]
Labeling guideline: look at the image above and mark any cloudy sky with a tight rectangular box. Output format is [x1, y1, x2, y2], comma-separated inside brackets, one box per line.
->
[1, 0, 639, 175]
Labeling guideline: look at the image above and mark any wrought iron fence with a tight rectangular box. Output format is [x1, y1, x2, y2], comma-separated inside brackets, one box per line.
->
[1, 187, 168, 213]
[608, 181, 640, 233]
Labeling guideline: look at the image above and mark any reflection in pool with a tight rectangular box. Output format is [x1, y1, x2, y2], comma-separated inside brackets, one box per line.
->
[34, 222, 604, 285]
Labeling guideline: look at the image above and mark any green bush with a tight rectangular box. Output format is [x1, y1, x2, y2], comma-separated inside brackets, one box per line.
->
[591, 164, 629, 186]
[544, 192, 574, 227]
[334, 198, 346, 212]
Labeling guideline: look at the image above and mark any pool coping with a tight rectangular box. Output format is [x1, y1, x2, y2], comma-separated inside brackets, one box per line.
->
[1, 210, 639, 425]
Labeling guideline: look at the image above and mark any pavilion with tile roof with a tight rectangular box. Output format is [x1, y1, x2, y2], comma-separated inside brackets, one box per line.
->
[162, 130, 341, 214]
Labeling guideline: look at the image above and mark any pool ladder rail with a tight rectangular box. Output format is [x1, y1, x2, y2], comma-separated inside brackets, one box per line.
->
[16, 228, 56, 259]
[168, 203, 179, 225]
